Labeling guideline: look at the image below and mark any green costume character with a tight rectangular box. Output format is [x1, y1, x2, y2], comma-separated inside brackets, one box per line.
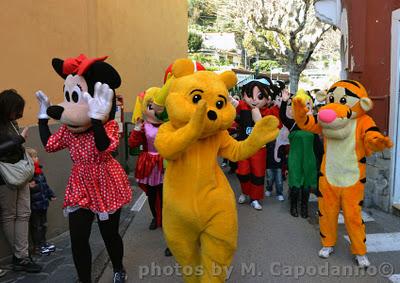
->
[288, 130, 318, 189]
[280, 90, 322, 218]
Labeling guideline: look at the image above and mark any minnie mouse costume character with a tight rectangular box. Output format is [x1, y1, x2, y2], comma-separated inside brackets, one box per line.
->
[35, 54, 131, 283]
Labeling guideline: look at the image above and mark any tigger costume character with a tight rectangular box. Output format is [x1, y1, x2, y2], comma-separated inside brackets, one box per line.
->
[155, 58, 279, 282]
[292, 80, 392, 265]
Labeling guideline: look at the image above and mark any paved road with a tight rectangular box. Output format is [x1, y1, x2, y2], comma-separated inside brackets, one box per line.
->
[99, 168, 400, 283]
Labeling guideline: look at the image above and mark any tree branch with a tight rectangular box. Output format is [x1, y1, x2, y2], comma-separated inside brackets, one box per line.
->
[257, 34, 287, 62]
[298, 25, 331, 70]
[288, 0, 311, 54]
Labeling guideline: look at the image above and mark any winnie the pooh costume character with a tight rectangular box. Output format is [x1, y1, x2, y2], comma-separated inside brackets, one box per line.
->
[154, 59, 279, 282]
[292, 80, 392, 268]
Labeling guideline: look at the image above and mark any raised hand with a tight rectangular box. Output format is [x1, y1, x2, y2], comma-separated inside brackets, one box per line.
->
[134, 118, 144, 131]
[365, 131, 393, 152]
[228, 95, 239, 108]
[281, 89, 291, 102]
[83, 82, 114, 120]
[292, 97, 308, 120]
[251, 107, 262, 122]
[189, 100, 207, 135]
[35, 90, 50, 119]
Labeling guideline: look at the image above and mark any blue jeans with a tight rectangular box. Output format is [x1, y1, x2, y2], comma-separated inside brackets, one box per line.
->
[266, 168, 283, 196]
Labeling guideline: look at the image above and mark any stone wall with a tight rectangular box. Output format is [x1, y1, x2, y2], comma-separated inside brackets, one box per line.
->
[365, 149, 392, 212]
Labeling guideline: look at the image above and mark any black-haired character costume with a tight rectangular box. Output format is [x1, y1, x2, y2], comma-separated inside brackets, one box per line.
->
[235, 80, 280, 208]
[36, 54, 131, 283]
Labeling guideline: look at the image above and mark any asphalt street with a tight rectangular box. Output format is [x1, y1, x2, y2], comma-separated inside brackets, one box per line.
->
[99, 167, 400, 283]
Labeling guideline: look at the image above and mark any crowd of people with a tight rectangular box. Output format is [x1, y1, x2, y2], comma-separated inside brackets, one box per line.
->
[0, 56, 393, 282]
[225, 78, 324, 219]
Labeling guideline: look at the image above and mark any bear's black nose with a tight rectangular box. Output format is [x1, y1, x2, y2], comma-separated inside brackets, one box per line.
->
[47, 105, 64, 120]
[207, 110, 217, 121]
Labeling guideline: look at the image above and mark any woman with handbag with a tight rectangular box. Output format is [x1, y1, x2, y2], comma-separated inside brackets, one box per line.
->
[0, 89, 42, 273]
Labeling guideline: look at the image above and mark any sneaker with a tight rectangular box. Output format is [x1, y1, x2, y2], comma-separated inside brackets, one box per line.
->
[277, 195, 285, 201]
[12, 256, 42, 273]
[238, 194, 247, 204]
[355, 255, 370, 268]
[250, 200, 262, 210]
[113, 270, 127, 283]
[318, 247, 334, 258]
[149, 218, 157, 230]
[265, 191, 272, 197]
[164, 247, 173, 257]
[0, 269, 6, 277]
[39, 245, 52, 255]
[44, 242, 56, 252]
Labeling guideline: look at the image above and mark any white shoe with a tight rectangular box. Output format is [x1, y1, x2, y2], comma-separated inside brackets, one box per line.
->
[238, 194, 247, 204]
[265, 191, 272, 197]
[318, 247, 334, 258]
[355, 255, 370, 268]
[277, 195, 285, 201]
[250, 200, 262, 210]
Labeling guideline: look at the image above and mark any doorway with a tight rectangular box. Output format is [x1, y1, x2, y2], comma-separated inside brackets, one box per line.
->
[389, 9, 400, 208]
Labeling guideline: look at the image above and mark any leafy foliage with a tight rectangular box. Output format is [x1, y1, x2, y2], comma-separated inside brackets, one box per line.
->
[188, 31, 203, 52]
[187, 0, 340, 91]
[188, 0, 218, 31]
[215, 0, 335, 91]
[252, 60, 280, 72]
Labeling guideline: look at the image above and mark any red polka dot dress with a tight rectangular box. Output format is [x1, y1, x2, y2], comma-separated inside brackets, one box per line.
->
[45, 120, 132, 214]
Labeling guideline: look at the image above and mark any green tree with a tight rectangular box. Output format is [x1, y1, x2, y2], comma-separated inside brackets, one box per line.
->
[253, 60, 280, 73]
[217, 0, 332, 92]
[188, 0, 218, 31]
[188, 31, 203, 52]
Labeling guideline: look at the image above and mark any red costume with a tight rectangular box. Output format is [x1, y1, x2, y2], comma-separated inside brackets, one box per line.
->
[236, 101, 280, 201]
[46, 120, 131, 213]
[128, 121, 164, 227]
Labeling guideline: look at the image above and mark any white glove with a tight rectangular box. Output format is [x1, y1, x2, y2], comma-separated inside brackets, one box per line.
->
[35, 90, 50, 119]
[133, 119, 143, 131]
[228, 95, 239, 108]
[83, 82, 114, 120]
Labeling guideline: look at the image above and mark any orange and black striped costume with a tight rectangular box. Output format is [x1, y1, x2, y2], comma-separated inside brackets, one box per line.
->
[292, 80, 392, 255]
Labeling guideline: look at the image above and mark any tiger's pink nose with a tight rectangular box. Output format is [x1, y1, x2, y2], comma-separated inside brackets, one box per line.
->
[318, 109, 337, 123]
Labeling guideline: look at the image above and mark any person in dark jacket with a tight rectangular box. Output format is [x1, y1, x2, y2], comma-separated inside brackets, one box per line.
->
[0, 89, 42, 273]
[26, 148, 56, 255]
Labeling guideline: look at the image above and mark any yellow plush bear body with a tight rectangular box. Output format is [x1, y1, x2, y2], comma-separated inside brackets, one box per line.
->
[155, 59, 279, 282]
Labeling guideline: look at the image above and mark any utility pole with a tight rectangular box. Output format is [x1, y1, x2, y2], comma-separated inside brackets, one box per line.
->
[255, 53, 260, 77]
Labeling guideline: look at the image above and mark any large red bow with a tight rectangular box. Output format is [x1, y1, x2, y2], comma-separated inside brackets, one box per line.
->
[62, 54, 108, 76]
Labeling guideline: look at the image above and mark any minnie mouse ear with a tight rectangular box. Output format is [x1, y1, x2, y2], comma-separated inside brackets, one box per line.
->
[84, 61, 121, 89]
[52, 58, 68, 79]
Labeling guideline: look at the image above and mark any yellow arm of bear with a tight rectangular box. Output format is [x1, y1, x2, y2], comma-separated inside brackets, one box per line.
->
[218, 115, 280, 161]
[154, 101, 206, 160]
[292, 97, 322, 134]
